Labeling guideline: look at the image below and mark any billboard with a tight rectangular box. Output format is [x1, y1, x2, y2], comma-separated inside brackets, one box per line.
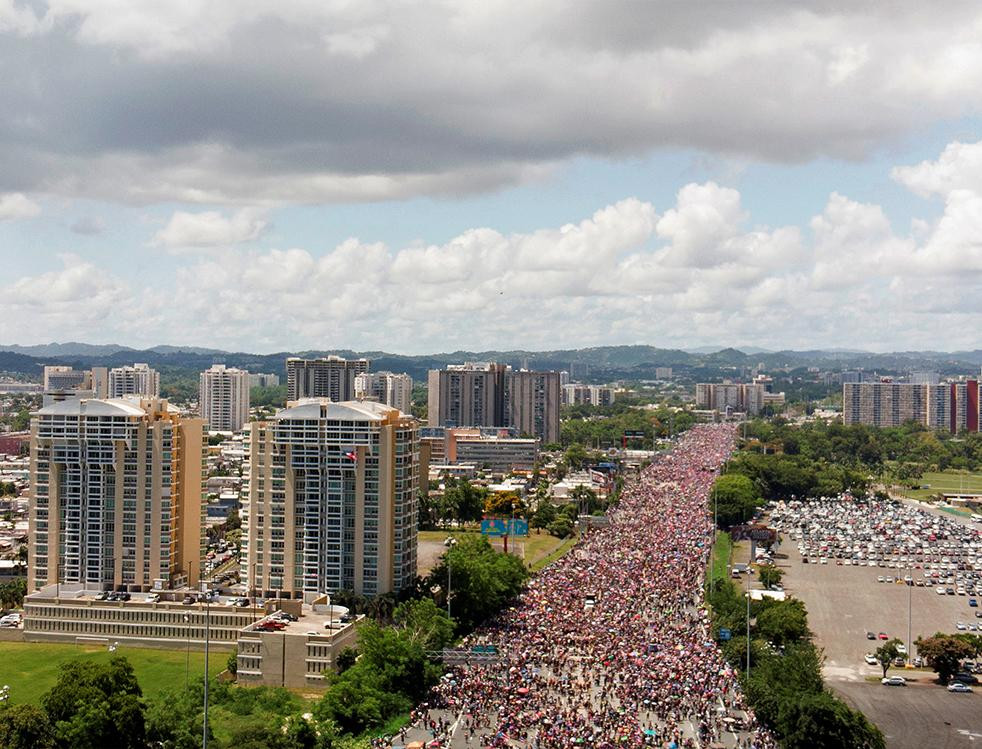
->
[481, 517, 529, 536]
[481, 517, 508, 536]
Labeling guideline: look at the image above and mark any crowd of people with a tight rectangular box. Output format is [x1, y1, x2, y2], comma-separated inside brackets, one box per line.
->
[407, 424, 776, 749]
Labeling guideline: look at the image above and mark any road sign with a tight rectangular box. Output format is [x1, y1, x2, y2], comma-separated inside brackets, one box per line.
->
[509, 519, 529, 537]
[481, 517, 508, 536]
[718, 628, 732, 641]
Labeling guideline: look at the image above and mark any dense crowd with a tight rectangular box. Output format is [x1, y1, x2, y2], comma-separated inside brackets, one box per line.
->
[409, 424, 776, 748]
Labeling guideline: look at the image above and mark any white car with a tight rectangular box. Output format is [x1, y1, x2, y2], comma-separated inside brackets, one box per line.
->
[896, 644, 907, 655]
[947, 682, 973, 693]
[864, 654, 878, 665]
[881, 676, 907, 686]
[957, 622, 968, 631]
[937, 586, 947, 595]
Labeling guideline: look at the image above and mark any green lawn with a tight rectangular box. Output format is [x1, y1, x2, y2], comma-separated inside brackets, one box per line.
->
[901, 469, 982, 500]
[709, 530, 733, 581]
[0, 641, 226, 705]
[420, 527, 569, 568]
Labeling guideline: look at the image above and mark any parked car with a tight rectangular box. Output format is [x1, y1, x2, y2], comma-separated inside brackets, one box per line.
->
[878, 632, 889, 640]
[881, 676, 906, 686]
[947, 682, 973, 693]
[864, 653, 878, 665]
[866, 631, 877, 640]
[953, 672, 979, 685]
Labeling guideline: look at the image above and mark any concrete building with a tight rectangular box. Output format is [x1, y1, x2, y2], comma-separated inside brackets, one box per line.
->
[199, 365, 250, 432]
[28, 397, 205, 592]
[42, 366, 108, 398]
[842, 381, 958, 431]
[242, 400, 418, 599]
[427, 363, 561, 444]
[249, 373, 281, 388]
[654, 367, 673, 380]
[42, 365, 87, 392]
[450, 431, 539, 473]
[505, 370, 561, 444]
[694, 382, 781, 417]
[427, 362, 508, 430]
[236, 599, 360, 688]
[354, 371, 413, 413]
[562, 384, 616, 407]
[286, 356, 370, 402]
[108, 363, 160, 398]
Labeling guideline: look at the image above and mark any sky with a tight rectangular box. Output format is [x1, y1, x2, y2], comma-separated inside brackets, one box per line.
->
[2, 2, 982, 354]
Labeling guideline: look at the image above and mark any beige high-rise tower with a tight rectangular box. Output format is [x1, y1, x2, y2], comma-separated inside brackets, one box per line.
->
[242, 399, 418, 599]
[199, 364, 251, 431]
[28, 397, 205, 592]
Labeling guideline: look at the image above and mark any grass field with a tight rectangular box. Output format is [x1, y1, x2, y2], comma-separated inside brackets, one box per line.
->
[709, 530, 733, 581]
[419, 527, 570, 568]
[901, 469, 982, 500]
[0, 641, 226, 705]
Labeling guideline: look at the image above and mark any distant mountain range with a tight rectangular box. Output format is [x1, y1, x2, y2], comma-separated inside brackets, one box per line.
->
[2, 342, 982, 384]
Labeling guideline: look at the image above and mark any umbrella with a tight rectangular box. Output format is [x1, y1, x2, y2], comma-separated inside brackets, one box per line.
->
[407, 742, 425, 749]
[517, 687, 530, 695]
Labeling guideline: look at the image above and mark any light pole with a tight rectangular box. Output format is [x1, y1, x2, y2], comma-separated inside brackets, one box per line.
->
[184, 613, 191, 688]
[907, 562, 913, 665]
[202, 590, 210, 749]
[444, 536, 458, 619]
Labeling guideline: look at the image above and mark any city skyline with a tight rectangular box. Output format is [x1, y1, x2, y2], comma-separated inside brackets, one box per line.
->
[3, 4, 982, 352]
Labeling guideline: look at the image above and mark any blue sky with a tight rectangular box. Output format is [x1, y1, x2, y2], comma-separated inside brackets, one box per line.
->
[2, 3, 982, 353]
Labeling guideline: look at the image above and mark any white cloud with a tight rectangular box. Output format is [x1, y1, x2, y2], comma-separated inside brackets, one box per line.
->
[152, 207, 268, 249]
[10, 138, 982, 352]
[4, 4, 982, 203]
[892, 140, 982, 198]
[0, 192, 40, 221]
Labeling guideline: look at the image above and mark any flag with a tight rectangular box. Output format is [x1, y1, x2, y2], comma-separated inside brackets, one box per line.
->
[344, 450, 357, 462]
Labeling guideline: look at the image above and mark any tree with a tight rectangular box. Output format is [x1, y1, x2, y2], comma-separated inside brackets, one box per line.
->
[392, 598, 455, 652]
[777, 691, 884, 749]
[531, 501, 557, 530]
[41, 656, 146, 749]
[754, 599, 810, 648]
[711, 474, 760, 527]
[426, 535, 529, 635]
[916, 633, 974, 683]
[874, 638, 903, 679]
[569, 485, 599, 515]
[953, 633, 982, 659]
[547, 517, 573, 539]
[757, 566, 784, 590]
[335, 647, 358, 673]
[226, 650, 238, 675]
[0, 703, 56, 749]
[483, 491, 525, 517]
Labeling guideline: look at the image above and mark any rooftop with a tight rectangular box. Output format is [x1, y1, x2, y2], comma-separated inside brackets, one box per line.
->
[276, 399, 401, 422]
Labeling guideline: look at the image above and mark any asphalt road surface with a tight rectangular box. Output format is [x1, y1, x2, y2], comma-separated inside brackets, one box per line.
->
[740, 541, 982, 748]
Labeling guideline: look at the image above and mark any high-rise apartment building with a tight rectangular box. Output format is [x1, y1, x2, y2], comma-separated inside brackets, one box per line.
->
[505, 370, 561, 444]
[242, 400, 418, 598]
[199, 365, 251, 431]
[563, 384, 616, 407]
[427, 363, 561, 443]
[427, 363, 508, 430]
[249, 373, 281, 388]
[28, 397, 204, 592]
[842, 381, 962, 431]
[42, 366, 108, 398]
[354, 371, 413, 413]
[694, 382, 780, 416]
[286, 356, 370, 402]
[109, 363, 160, 398]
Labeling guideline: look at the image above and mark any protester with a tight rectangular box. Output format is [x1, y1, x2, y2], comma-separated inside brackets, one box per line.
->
[403, 425, 776, 748]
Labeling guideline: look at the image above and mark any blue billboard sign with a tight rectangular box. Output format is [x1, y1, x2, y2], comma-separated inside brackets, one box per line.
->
[481, 517, 508, 536]
[718, 628, 732, 641]
[508, 519, 529, 537]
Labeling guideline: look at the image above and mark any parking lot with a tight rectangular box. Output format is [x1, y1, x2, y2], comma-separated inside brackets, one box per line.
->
[742, 499, 982, 749]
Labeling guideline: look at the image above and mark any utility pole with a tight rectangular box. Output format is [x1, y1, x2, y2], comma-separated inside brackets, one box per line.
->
[202, 590, 210, 749]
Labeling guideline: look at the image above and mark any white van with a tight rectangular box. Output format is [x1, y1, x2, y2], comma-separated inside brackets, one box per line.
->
[0, 613, 21, 627]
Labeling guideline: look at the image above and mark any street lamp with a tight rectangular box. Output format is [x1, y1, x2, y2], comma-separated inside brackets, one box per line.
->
[184, 614, 191, 688]
[202, 588, 211, 749]
[444, 536, 458, 619]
